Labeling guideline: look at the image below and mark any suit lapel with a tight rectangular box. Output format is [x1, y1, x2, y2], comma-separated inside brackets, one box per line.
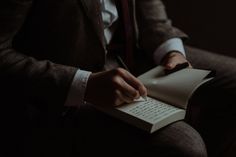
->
[80, 0, 106, 48]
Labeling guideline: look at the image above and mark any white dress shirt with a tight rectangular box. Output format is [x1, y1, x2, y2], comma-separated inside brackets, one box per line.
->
[100, 0, 119, 44]
[65, 0, 186, 107]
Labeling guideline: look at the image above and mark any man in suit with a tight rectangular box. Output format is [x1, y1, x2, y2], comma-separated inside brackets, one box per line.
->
[0, 0, 235, 156]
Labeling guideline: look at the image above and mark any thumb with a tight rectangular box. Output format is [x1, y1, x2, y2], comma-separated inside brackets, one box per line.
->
[165, 62, 176, 70]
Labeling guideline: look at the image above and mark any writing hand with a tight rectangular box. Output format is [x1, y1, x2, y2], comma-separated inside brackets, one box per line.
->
[84, 68, 147, 107]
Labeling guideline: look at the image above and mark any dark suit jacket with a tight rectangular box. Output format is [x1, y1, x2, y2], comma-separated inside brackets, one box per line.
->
[0, 0, 187, 123]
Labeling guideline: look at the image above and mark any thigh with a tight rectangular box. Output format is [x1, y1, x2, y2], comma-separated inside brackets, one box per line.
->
[62, 104, 206, 157]
[186, 46, 236, 91]
[185, 46, 236, 157]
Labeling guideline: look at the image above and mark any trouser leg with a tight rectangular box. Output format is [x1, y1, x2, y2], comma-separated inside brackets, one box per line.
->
[185, 46, 236, 157]
[61, 104, 207, 157]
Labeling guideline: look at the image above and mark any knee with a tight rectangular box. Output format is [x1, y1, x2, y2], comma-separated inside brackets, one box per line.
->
[173, 122, 207, 157]
[152, 121, 207, 157]
[181, 141, 207, 157]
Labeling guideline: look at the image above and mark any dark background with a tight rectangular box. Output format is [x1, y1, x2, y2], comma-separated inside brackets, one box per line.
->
[163, 0, 236, 58]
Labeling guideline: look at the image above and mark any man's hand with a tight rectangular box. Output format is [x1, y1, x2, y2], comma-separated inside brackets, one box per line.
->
[162, 51, 192, 70]
[84, 68, 147, 107]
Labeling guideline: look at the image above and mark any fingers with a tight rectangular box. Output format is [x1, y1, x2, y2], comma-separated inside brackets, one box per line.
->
[85, 69, 147, 107]
[118, 79, 140, 99]
[163, 52, 191, 70]
[114, 90, 134, 106]
[113, 68, 147, 99]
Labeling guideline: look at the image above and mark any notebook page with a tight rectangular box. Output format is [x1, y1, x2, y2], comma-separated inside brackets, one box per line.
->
[117, 97, 184, 124]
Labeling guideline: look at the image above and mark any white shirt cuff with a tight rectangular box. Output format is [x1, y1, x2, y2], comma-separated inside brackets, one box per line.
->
[64, 69, 92, 108]
[153, 38, 186, 65]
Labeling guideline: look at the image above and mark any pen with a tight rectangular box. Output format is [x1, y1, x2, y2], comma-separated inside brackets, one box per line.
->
[115, 55, 130, 72]
[165, 62, 189, 75]
[116, 55, 147, 101]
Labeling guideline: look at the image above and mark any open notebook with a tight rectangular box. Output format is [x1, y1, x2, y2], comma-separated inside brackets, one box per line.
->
[95, 66, 214, 133]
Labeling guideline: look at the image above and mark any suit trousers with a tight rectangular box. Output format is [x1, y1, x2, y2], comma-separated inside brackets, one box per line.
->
[185, 46, 236, 157]
[3, 46, 236, 157]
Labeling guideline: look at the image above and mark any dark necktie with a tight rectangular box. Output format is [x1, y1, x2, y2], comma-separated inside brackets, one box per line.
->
[119, 0, 134, 70]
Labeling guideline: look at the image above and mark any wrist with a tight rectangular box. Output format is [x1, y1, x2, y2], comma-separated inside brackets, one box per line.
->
[64, 69, 92, 108]
[167, 51, 185, 58]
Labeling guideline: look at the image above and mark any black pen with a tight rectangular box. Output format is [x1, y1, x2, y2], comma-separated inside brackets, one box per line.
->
[116, 55, 147, 101]
[165, 62, 189, 75]
[115, 55, 130, 71]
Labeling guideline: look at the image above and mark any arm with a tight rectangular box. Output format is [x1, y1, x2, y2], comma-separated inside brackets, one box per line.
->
[0, 0, 146, 113]
[0, 0, 77, 115]
[135, 0, 188, 55]
[154, 38, 191, 69]
[135, 0, 190, 69]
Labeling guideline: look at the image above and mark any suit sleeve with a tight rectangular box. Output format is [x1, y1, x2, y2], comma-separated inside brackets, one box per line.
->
[0, 0, 77, 116]
[135, 0, 188, 55]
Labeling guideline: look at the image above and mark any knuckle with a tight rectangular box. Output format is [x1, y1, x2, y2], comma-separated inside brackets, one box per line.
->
[111, 76, 121, 86]
[137, 84, 143, 91]
[114, 68, 126, 76]
[131, 90, 139, 97]
[114, 89, 120, 96]
[138, 86, 147, 95]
